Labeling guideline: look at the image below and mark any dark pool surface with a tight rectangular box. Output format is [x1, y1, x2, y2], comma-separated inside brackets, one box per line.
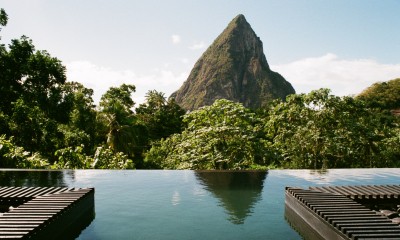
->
[1, 168, 399, 239]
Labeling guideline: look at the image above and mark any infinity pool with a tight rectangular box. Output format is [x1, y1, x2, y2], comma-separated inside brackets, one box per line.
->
[1, 169, 399, 239]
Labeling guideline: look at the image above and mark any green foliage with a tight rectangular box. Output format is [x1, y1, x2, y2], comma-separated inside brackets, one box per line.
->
[0, 9, 140, 169]
[21, 153, 49, 169]
[22, 49, 66, 117]
[59, 82, 97, 152]
[0, 111, 10, 136]
[357, 78, 400, 110]
[52, 145, 134, 169]
[136, 90, 185, 142]
[92, 146, 134, 169]
[0, 36, 66, 116]
[0, 17, 72, 161]
[1, 9, 398, 170]
[0, 8, 7, 42]
[100, 84, 136, 113]
[9, 98, 50, 153]
[1, 36, 33, 114]
[98, 84, 145, 158]
[0, 135, 48, 168]
[265, 89, 394, 168]
[7, 96, 94, 162]
[379, 127, 400, 167]
[53, 145, 91, 169]
[145, 99, 268, 170]
[67, 82, 96, 129]
[57, 125, 91, 151]
[0, 8, 8, 29]
[7, 98, 74, 160]
[143, 137, 175, 169]
[0, 135, 29, 167]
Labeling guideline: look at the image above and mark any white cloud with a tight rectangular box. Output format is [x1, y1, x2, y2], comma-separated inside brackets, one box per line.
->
[189, 41, 206, 50]
[272, 53, 400, 96]
[66, 61, 188, 106]
[171, 34, 181, 44]
[65, 54, 400, 109]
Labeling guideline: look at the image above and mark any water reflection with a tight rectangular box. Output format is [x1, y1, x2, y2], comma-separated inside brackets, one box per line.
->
[282, 168, 400, 185]
[0, 170, 72, 187]
[195, 171, 267, 224]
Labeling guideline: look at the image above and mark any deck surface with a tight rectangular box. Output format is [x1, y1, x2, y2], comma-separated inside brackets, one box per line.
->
[0, 187, 94, 239]
[286, 185, 400, 240]
[309, 185, 400, 200]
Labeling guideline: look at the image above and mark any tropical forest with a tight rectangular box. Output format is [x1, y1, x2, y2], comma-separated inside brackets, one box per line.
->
[1, 9, 399, 170]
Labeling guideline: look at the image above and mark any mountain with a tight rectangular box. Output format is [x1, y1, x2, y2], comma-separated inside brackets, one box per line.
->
[170, 14, 295, 111]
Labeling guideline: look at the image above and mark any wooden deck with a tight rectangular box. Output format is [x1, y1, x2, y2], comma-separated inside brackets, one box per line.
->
[285, 185, 400, 240]
[0, 187, 95, 239]
[309, 185, 400, 200]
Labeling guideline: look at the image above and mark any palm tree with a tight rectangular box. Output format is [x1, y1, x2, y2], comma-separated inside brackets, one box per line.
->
[99, 84, 144, 157]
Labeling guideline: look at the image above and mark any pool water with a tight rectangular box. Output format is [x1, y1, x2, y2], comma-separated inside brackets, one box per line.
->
[1, 168, 399, 239]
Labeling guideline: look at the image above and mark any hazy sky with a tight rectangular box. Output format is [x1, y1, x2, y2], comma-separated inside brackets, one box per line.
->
[1, 0, 400, 105]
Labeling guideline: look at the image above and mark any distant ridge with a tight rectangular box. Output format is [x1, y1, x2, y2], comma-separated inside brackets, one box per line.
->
[357, 78, 400, 115]
[171, 14, 295, 111]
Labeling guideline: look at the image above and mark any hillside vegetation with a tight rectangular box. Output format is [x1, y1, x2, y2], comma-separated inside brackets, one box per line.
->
[146, 90, 400, 169]
[1, 9, 399, 170]
[357, 78, 400, 111]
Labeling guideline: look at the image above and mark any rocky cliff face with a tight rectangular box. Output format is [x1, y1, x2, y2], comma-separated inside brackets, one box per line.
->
[171, 14, 296, 111]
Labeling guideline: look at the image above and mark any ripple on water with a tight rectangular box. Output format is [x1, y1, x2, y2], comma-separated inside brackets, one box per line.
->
[276, 168, 400, 186]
